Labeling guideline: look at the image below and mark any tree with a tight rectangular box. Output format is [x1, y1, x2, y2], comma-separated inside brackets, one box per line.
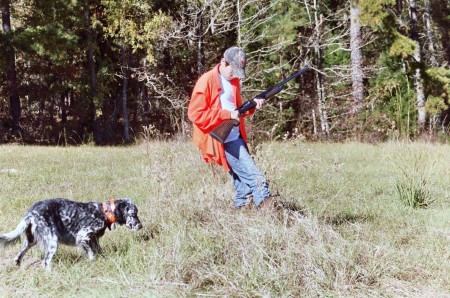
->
[2, 0, 450, 144]
[408, 0, 426, 132]
[350, 2, 364, 111]
[99, 0, 171, 142]
[84, 0, 100, 144]
[237, 0, 317, 139]
[1, 0, 20, 132]
[312, 0, 329, 136]
[359, 0, 421, 139]
[424, 0, 437, 67]
[7, 0, 91, 143]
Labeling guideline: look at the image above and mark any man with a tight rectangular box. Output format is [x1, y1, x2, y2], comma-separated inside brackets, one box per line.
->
[188, 46, 273, 210]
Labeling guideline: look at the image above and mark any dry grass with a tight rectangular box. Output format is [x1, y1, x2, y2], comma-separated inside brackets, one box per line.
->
[0, 140, 450, 297]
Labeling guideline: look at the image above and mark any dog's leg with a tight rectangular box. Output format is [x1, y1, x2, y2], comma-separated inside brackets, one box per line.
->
[14, 224, 37, 266]
[42, 235, 58, 270]
[14, 236, 36, 266]
[91, 237, 102, 255]
[76, 230, 96, 260]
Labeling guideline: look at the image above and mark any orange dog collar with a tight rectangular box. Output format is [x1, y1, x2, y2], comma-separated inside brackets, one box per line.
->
[102, 199, 116, 224]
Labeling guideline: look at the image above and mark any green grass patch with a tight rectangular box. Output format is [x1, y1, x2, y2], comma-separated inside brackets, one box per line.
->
[392, 144, 436, 208]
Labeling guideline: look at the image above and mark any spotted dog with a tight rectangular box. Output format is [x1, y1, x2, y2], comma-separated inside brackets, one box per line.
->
[0, 198, 142, 270]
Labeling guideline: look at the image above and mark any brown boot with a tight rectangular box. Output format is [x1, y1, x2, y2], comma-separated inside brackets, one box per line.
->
[257, 196, 276, 212]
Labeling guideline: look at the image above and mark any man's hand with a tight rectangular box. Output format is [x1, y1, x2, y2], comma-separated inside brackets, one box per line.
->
[254, 98, 265, 109]
[230, 110, 240, 120]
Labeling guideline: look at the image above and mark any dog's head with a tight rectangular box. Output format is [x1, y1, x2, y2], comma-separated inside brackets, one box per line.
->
[114, 199, 143, 231]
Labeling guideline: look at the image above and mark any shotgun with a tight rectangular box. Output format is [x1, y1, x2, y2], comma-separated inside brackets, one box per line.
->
[210, 66, 311, 143]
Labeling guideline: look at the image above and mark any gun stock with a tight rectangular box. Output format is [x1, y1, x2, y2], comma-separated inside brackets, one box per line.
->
[210, 119, 240, 143]
[210, 66, 311, 143]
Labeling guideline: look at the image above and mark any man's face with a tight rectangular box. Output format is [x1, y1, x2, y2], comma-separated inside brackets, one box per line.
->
[220, 58, 235, 81]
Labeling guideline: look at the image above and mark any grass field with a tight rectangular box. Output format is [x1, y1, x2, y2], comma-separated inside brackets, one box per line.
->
[1, 140, 450, 297]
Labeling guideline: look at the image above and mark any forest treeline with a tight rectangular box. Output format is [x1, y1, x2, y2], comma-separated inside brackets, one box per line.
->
[1, 0, 449, 145]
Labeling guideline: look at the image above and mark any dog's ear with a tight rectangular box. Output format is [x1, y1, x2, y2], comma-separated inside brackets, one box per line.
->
[114, 199, 126, 210]
[113, 199, 132, 224]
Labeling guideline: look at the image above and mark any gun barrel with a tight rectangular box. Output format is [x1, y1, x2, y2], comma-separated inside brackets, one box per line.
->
[210, 66, 312, 144]
[237, 66, 311, 113]
[273, 66, 311, 89]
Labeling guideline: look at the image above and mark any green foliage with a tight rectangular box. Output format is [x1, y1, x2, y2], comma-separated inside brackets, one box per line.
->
[427, 67, 450, 87]
[98, 0, 171, 63]
[389, 33, 416, 59]
[425, 96, 448, 117]
[17, 24, 79, 63]
[368, 54, 416, 138]
[269, 0, 309, 45]
[422, 67, 450, 117]
[240, 0, 309, 141]
[358, 0, 396, 28]
[12, 0, 81, 62]
[426, 67, 450, 96]
[243, 0, 307, 71]
[323, 43, 350, 67]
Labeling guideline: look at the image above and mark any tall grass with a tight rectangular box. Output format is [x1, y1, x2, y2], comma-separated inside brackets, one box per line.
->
[392, 145, 436, 208]
[1, 141, 450, 296]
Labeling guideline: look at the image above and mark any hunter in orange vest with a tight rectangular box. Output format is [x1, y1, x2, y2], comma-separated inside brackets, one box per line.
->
[187, 47, 274, 210]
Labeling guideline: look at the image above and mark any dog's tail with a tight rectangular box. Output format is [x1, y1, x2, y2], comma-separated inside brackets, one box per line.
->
[0, 217, 30, 248]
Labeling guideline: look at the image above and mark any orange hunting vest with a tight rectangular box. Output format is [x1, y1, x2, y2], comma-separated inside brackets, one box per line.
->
[188, 64, 254, 172]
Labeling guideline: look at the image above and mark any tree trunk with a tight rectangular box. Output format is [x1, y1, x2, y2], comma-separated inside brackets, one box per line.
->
[350, 4, 364, 111]
[132, 64, 139, 127]
[1, 0, 21, 132]
[313, 7, 329, 136]
[60, 89, 68, 124]
[121, 44, 130, 143]
[196, 9, 204, 75]
[424, 0, 439, 132]
[424, 0, 437, 67]
[84, 1, 100, 144]
[408, 0, 426, 132]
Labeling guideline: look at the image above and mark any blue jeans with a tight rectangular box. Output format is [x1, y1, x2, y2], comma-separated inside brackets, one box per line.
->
[224, 137, 270, 207]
